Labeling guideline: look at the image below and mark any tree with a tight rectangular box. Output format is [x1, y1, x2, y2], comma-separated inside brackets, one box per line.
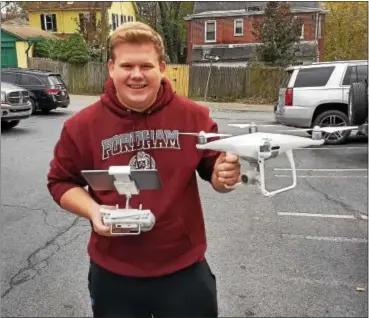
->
[322, 2, 368, 61]
[1, 1, 27, 21]
[72, 2, 111, 62]
[252, 1, 303, 66]
[136, 2, 194, 64]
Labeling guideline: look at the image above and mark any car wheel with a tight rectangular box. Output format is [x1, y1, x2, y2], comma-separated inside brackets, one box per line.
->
[2, 120, 20, 130]
[313, 110, 351, 145]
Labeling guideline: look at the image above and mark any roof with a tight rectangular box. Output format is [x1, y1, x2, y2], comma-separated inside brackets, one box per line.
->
[193, 1, 321, 13]
[185, 6, 327, 20]
[22, 1, 114, 12]
[1, 23, 59, 41]
[190, 41, 318, 62]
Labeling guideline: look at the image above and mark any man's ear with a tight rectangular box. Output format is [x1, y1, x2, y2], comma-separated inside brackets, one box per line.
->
[159, 61, 167, 74]
[107, 59, 114, 76]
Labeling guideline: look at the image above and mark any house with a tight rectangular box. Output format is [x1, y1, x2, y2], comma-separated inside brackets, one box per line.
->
[1, 19, 59, 68]
[22, 1, 137, 38]
[184, 1, 327, 66]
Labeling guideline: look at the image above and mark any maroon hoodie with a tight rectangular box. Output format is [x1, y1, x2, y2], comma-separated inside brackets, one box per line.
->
[47, 77, 221, 277]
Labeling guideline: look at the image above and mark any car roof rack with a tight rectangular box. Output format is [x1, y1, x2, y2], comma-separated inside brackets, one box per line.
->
[1, 67, 56, 74]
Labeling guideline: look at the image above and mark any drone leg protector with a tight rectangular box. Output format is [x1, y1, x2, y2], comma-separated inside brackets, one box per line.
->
[259, 149, 297, 197]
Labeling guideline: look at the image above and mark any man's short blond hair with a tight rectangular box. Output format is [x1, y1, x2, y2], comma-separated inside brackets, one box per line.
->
[109, 22, 165, 62]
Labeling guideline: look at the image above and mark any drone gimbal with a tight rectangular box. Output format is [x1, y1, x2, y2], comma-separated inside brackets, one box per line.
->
[240, 139, 297, 197]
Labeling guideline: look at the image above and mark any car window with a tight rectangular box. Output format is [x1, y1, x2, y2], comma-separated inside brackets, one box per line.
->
[342, 65, 368, 85]
[357, 65, 368, 82]
[1, 72, 18, 84]
[342, 66, 353, 86]
[280, 70, 293, 88]
[48, 75, 66, 86]
[293, 66, 335, 88]
[19, 74, 44, 86]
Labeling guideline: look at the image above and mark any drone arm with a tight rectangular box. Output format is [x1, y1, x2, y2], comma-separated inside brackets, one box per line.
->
[258, 149, 297, 197]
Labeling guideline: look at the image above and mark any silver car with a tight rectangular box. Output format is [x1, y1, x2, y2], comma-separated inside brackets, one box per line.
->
[1, 81, 32, 130]
[274, 60, 368, 145]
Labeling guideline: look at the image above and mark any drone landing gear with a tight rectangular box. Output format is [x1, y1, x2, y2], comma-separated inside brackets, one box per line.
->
[258, 149, 297, 197]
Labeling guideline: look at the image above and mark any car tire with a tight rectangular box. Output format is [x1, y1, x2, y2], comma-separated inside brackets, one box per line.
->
[30, 98, 37, 114]
[2, 120, 20, 130]
[348, 82, 368, 125]
[41, 109, 51, 115]
[313, 110, 351, 145]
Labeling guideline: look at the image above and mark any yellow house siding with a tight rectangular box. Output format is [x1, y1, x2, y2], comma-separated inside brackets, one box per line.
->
[28, 2, 136, 35]
[15, 42, 29, 68]
[28, 11, 103, 34]
[108, 2, 136, 33]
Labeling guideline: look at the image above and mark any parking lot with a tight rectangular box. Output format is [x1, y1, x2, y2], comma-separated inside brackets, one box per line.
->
[1, 99, 368, 317]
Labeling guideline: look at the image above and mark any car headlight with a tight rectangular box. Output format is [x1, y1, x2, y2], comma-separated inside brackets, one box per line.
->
[1, 91, 6, 104]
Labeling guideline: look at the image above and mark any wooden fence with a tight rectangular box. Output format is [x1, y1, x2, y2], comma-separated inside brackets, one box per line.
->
[28, 58, 285, 102]
[28, 58, 190, 96]
[189, 65, 285, 102]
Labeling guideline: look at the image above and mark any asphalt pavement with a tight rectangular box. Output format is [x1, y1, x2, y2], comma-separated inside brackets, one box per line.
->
[1, 97, 368, 317]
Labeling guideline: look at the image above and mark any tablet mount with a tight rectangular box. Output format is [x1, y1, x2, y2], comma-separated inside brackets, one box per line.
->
[81, 166, 161, 236]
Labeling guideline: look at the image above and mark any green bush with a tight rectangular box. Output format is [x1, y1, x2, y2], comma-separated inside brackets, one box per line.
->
[34, 34, 90, 65]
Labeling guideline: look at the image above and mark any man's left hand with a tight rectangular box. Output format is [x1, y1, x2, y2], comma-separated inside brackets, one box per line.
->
[211, 152, 241, 192]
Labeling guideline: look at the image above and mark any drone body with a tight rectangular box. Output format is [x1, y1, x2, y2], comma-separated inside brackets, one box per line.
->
[195, 132, 325, 159]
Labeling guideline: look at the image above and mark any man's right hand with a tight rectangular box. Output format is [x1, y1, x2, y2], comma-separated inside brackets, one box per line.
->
[90, 205, 116, 237]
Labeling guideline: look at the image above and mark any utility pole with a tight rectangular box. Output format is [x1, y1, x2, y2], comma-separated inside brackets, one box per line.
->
[100, 1, 109, 63]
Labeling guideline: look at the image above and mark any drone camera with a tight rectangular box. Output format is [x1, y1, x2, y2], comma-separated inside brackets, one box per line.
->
[241, 174, 248, 184]
[197, 135, 207, 145]
[312, 130, 322, 140]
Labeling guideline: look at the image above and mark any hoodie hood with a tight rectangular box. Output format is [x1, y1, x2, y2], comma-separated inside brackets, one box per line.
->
[101, 76, 175, 119]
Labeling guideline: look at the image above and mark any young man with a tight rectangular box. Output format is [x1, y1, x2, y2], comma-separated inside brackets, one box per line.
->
[47, 22, 241, 317]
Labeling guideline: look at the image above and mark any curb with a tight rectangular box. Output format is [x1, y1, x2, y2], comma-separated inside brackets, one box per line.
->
[69, 95, 275, 112]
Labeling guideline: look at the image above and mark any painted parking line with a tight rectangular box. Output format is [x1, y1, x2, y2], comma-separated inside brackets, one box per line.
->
[294, 147, 367, 150]
[278, 212, 368, 220]
[274, 168, 368, 172]
[275, 175, 367, 178]
[282, 234, 368, 243]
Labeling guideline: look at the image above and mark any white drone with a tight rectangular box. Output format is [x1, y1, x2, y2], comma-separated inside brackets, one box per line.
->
[180, 122, 360, 197]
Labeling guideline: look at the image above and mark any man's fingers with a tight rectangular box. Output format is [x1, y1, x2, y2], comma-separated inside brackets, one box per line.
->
[217, 176, 240, 185]
[225, 153, 239, 163]
[217, 169, 238, 178]
[216, 162, 240, 172]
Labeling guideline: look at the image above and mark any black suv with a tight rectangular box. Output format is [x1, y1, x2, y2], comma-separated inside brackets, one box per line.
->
[1, 68, 70, 114]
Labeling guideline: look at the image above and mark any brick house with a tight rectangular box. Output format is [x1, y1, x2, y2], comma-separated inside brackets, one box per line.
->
[184, 1, 327, 66]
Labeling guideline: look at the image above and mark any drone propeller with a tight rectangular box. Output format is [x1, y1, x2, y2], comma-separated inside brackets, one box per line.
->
[278, 125, 359, 134]
[229, 123, 281, 128]
[179, 132, 232, 138]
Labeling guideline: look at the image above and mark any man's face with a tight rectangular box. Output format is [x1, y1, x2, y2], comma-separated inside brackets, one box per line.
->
[108, 42, 166, 112]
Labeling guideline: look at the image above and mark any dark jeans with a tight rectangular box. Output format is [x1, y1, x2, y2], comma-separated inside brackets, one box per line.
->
[88, 258, 218, 318]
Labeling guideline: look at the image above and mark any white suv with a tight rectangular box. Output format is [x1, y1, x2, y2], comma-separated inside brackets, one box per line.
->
[274, 60, 368, 145]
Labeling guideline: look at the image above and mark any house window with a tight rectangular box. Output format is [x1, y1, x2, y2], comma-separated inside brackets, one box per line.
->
[293, 17, 304, 40]
[205, 21, 216, 42]
[112, 14, 119, 30]
[128, 16, 134, 22]
[300, 23, 304, 39]
[234, 19, 243, 36]
[318, 15, 322, 39]
[121, 15, 127, 24]
[40, 14, 57, 32]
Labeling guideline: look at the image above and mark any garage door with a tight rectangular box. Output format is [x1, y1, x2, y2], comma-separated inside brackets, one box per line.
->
[1, 42, 17, 68]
